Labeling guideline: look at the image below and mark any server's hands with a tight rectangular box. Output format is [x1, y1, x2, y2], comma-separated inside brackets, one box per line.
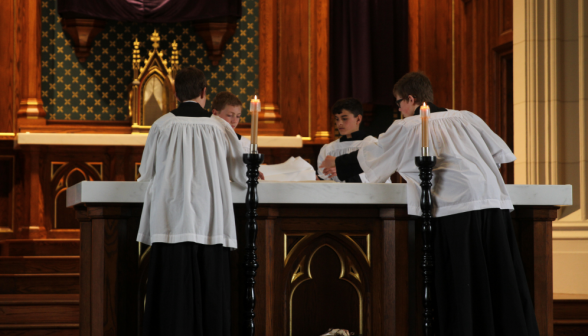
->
[319, 156, 337, 178]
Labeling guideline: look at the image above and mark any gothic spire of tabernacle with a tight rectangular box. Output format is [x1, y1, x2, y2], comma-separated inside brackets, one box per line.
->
[150, 30, 160, 50]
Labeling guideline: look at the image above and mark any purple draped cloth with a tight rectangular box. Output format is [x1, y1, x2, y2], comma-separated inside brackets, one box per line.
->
[330, 0, 408, 106]
[58, 0, 242, 23]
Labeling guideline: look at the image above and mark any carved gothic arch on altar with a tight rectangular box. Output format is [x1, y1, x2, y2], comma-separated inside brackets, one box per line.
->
[129, 31, 180, 133]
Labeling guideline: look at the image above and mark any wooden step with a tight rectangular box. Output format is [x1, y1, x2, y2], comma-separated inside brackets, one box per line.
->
[0, 294, 79, 325]
[1, 239, 80, 257]
[0, 324, 79, 336]
[0, 274, 79, 295]
[554, 293, 588, 336]
[0, 257, 80, 274]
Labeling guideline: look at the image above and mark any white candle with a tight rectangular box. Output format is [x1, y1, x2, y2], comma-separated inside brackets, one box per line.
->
[420, 103, 430, 152]
[249, 95, 261, 151]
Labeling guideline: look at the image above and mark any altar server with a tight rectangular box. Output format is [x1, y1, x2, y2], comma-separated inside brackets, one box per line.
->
[137, 67, 247, 336]
[317, 98, 378, 182]
[321, 72, 539, 336]
[212, 91, 250, 153]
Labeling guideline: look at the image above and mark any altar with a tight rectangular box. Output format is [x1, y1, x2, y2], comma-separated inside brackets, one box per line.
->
[67, 182, 572, 336]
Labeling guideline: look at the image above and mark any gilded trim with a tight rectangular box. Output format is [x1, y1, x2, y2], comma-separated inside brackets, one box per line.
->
[284, 233, 312, 265]
[85, 162, 103, 180]
[289, 244, 363, 335]
[51, 161, 68, 181]
[342, 233, 371, 266]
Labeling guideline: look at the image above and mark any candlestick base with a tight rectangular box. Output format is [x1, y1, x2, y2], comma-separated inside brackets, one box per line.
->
[415, 155, 437, 336]
[249, 143, 258, 154]
[242, 152, 264, 336]
[421, 147, 430, 157]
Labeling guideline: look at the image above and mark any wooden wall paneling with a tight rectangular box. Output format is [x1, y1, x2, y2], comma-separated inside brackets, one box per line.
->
[0, 155, 16, 237]
[279, 0, 310, 139]
[0, 0, 15, 136]
[410, 0, 514, 182]
[108, 147, 127, 182]
[258, 0, 285, 136]
[408, 0, 420, 73]
[408, 0, 453, 109]
[15, 0, 46, 130]
[310, 0, 330, 144]
[277, 0, 329, 143]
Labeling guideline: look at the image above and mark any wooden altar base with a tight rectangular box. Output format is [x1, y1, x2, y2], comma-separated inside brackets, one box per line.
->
[74, 203, 558, 336]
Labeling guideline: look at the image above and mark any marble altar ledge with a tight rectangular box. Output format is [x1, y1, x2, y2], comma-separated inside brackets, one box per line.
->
[66, 181, 573, 207]
[16, 132, 303, 148]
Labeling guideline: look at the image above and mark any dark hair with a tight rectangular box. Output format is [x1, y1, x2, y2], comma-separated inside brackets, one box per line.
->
[212, 91, 242, 112]
[174, 67, 207, 102]
[331, 98, 363, 117]
[393, 72, 434, 105]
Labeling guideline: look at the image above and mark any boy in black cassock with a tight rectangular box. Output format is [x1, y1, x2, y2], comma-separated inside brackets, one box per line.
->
[137, 67, 247, 336]
[317, 98, 378, 183]
[320, 72, 540, 336]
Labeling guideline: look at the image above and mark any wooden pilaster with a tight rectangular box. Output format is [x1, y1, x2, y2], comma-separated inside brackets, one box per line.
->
[258, 0, 284, 136]
[16, 0, 46, 130]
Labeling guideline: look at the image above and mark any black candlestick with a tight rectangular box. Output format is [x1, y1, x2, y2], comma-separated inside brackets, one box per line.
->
[243, 153, 264, 336]
[415, 155, 436, 336]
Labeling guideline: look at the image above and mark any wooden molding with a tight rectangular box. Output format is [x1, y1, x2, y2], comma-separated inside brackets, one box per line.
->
[61, 19, 106, 63]
[19, 123, 132, 134]
[16, 0, 46, 130]
[192, 22, 236, 66]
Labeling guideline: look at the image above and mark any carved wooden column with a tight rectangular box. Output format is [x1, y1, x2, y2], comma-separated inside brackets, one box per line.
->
[61, 18, 106, 63]
[20, 145, 46, 238]
[379, 207, 411, 335]
[258, 0, 284, 136]
[511, 206, 559, 336]
[76, 203, 143, 336]
[16, 0, 46, 130]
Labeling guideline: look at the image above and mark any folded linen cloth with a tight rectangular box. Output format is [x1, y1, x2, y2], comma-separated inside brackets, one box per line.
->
[259, 156, 316, 181]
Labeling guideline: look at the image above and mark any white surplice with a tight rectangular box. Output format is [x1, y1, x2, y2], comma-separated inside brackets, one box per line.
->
[239, 134, 251, 153]
[357, 110, 516, 217]
[136, 114, 247, 248]
[317, 136, 378, 182]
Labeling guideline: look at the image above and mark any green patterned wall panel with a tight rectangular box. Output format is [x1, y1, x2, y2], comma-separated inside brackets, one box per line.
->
[41, 0, 259, 122]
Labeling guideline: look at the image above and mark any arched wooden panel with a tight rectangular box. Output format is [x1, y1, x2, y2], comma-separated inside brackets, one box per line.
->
[50, 162, 102, 230]
[283, 233, 370, 336]
[291, 245, 361, 336]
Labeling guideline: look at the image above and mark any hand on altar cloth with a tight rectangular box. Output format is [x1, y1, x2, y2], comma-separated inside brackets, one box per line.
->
[259, 171, 265, 180]
[319, 155, 337, 178]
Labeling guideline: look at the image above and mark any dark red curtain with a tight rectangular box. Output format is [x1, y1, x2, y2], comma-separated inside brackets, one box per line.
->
[330, 0, 409, 106]
[58, 0, 242, 23]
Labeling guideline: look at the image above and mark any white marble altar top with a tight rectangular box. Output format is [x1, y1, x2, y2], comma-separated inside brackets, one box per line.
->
[66, 181, 573, 207]
[16, 133, 303, 148]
